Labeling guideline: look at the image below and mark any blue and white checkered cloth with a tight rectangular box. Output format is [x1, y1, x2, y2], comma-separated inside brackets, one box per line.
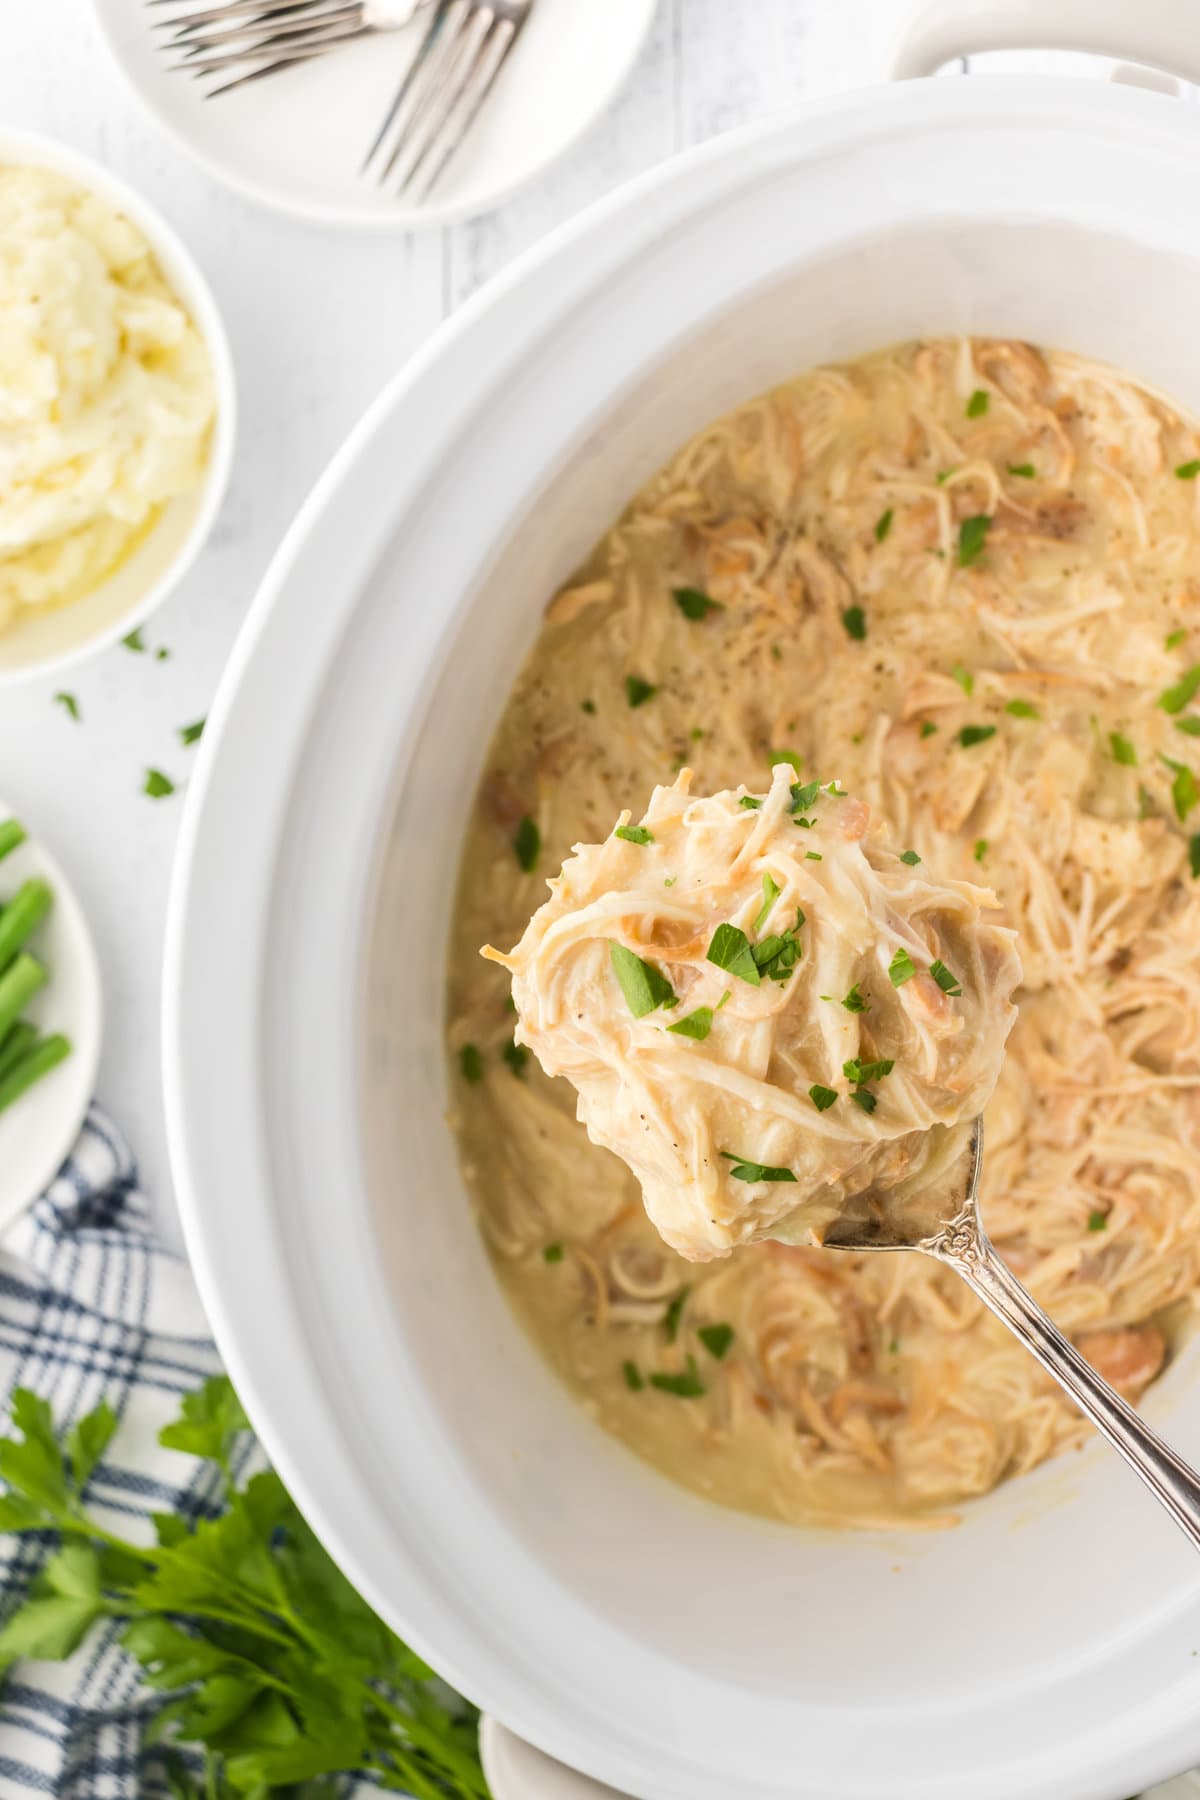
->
[0, 1108, 265, 1797]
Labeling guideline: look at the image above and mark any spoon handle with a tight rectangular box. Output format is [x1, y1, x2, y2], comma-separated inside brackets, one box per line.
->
[933, 1221, 1200, 1550]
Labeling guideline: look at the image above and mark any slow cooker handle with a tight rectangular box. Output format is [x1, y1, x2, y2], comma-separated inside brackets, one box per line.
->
[889, 0, 1200, 88]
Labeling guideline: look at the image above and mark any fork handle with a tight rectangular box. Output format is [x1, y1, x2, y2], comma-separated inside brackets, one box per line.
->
[932, 1221, 1200, 1549]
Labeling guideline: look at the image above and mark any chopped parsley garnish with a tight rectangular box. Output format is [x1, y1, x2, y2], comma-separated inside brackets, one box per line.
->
[789, 779, 821, 813]
[755, 873, 781, 933]
[1086, 1211, 1107, 1233]
[502, 1038, 529, 1076]
[874, 509, 893, 543]
[706, 922, 761, 986]
[957, 515, 992, 567]
[974, 838, 988, 862]
[841, 605, 867, 641]
[673, 586, 724, 621]
[805, 850, 823, 861]
[929, 959, 962, 996]
[663, 1287, 690, 1342]
[966, 388, 989, 418]
[1176, 460, 1200, 480]
[769, 749, 802, 771]
[850, 1088, 878, 1114]
[888, 947, 916, 986]
[1167, 629, 1188, 651]
[543, 1243, 564, 1264]
[1158, 666, 1200, 714]
[1191, 834, 1200, 879]
[936, 467, 957, 485]
[143, 768, 174, 799]
[698, 1323, 735, 1360]
[179, 718, 206, 747]
[1176, 718, 1200, 737]
[920, 721, 939, 739]
[841, 984, 869, 1013]
[664, 876, 677, 887]
[720, 1152, 797, 1183]
[156, 647, 170, 663]
[514, 814, 540, 871]
[54, 692, 80, 722]
[625, 675, 657, 708]
[623, 1360, 644, 1391]
[122, 628, 146, 653]
[958, 724, 996, 748]
[809, 1084, 838, 1112]
[951, 663, 974, 696]
[1109, 732, 1138, 766]
[739, 795, 763, 809]
[842, 1057, 894, 1085]
[1162, 755, 1200, 821]
[1007, 463, 1035, 478]
[690, 728, 705, 741]
[459, 1043, 484, 1084]
[1139, 784, 1156, 820]
[899, 849, 921, 866]
[753, 928, 803, 983]
[650, 1358, 706, 1398]
[1005, 698, 1039, 719]
[615, 824, 654, 845]
[610, 942, 677, 1016]
[668, 1006, 714, 1041]
[581, 698, 596, 714]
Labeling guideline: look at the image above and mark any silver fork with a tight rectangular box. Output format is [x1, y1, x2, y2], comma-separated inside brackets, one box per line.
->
[363, 0, 533, 202]
[823, 1119, 1200, 1550]
[150, 0, 431, 96]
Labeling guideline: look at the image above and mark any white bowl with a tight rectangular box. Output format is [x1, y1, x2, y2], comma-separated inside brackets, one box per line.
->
[166, 69, 1200, 1800]
[0, 128, 235, 686]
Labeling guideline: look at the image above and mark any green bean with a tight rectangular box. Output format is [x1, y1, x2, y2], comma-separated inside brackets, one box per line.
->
[0, 1021, 37, 1084]
[0, 955, 46, 1045]
[0, 1035, 71, 1118]
[0, 821, 26, 864]
[0, 880, 51, 977]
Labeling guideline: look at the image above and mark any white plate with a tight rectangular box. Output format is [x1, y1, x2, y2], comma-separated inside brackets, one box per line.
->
[0, 809, 103, 1236]
[91, 0, 658, 228]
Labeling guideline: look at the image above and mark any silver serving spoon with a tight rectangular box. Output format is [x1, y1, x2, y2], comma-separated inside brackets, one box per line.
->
[821, 1118, 1200, 1547]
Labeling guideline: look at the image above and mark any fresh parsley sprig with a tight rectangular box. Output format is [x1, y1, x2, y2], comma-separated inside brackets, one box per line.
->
[0, 1380, 488, 1799]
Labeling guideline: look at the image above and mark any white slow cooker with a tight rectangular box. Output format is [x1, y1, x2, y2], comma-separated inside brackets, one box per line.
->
[165, 4, 1200, 1795]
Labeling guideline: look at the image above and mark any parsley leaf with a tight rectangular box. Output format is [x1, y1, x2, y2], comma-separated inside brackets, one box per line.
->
[754, 873, 781, 933]
[179, 719, 205, 747]
[121, 629, 146, 653]
[919, 721, 939, 739]
[1176, 460, 1200, 480]
[809, 1084, 838, 1112]
[459, 1043, 484, 1083]
[650, 1358, 706, 1398]
[625, 675, 657, 708]
[840, 984, 869, 1013]
[899, 849, 921, 865]
[543, 1243, 564, 1264]
[720, 1151, 797, 1183]
[789, 779, 821, 813]
[966, 388, 989, 418]
[951, 663, 974, 696]
[610, 942, 677, 1015]
[615, 824, 654, 845]
[1162, 755, 1200, 821]
[842, 1057, 894, 1085]
[623, 1360, 644, 1391]
[874, 508, 893, 543]
[888, 947, 916, 986]
[1175, 718, 1200, 737]
[841, 605, 867, 641]
[1005, 698, 1039, 718]
[1191, 834, 1200, 879]
[54, 693, 80, 722]
[1167, 629, 1188, 650]
[1007, 463, 1035, 478]
[974, 838, 988, 862]
[673, 586, 723, 621]
[706, 923, 760, 986]
[957, 724, 996, 748]
[769, 748, 802, 772]
[514, 814, 540, 871]
[668, 1006, 714, 1040]
[698, 1323, 735, 1360]
[666, 1288, 693, 1348]
[929, 959, 963, 995]
[143, 769, 175, 799]
[1109, 732, 1138, 766]
[850, 1087, 877, 1114]
[503, 1038, 530, 1076]
[1086, 1211, 1107, 1232]
[957, 515, 992, 567]
[1158, 665, 1200, 714]
[739, 795, 763, 810]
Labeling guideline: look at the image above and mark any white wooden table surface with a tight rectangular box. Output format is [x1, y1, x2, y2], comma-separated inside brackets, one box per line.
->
[0, 2, 1133, 1251]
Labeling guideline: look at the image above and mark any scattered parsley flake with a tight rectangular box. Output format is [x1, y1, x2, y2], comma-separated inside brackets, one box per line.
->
[841, 984, 869, 1013]
[957, 515, 992, 567]
[789, 779, 821, 814]
[1109, 732, 1138, 766]
[771, 645, 783, 662]
[957, 724, 996, 748]
[1176, 460, 1200, 480]
[951, 663, 974, 696]
[1175, 718, 1200, 737]
[122, 629, 146, 653]
[966, 388, 989, 418]
[1007, 463, 1035, 478]
[842, 605, 867, 641]
[459, 1043, 484, 1084]
[920, 721, 938, 739]
[1086, 1211, 1107, 1233]
[690, 728, 705, 741]
[706, 922, 761, 986]
[1162, 755, 1200, 821]
[936, 467, 957, 485]
[143, 768, 174, 799]
[973, 838, 988, 862]
[53, 693, 80, 722]
[155, 646, 170, 663]
[888, 947, 916, 986]
[650, 1357, 706, 1398]
[625, 675, 657, 708]
[616, 824, 654, 845]
[755, 873, 781, 934]
[667, 1006, 714, 1041]
[543, 1243, 564, 1264]
[1167, 630, 1188, 651]
[623, 1360, 644, 1391]
[720, 1151, 797, 1183]
[769, 749, 802, 772]
[1158, 665, 1200, 714]
[673, 586, 724, 621]
[842, 1057, 894, 1085]
[874, 508, 894, 543]
[808, 1084, 838, 1112]
[929, 959, 963, 996]
[610, 942, 677, 1016]
[850, 1087, 877, 1114]
[581, 698, 596, 715]
[739, 795, 763, 810]
[663, 1289, 690, 1342]
[514, 814, 540, 871]
[1005, 699, 1039, 719]
[502, 1038, 529, 1077]
[179, 718, 205, 747]
[698, 1323, 734, 1361]
[805, 850, 823, 861]
[1191, 835, 1200, 879]
[899, 849, 921, 866]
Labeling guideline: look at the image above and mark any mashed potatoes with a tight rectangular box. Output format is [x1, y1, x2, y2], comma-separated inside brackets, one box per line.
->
[0, 165, 216, 628]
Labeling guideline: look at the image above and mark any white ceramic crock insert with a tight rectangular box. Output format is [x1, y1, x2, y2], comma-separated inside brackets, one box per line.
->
[167, 52, 1200, 1800]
